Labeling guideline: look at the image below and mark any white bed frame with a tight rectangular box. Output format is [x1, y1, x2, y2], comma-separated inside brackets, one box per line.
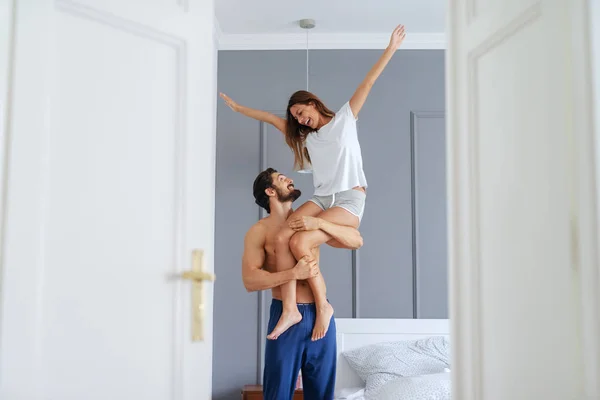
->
[334, 318, 450, 390]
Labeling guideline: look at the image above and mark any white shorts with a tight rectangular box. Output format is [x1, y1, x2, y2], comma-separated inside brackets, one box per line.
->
[309, 188, 367, 222]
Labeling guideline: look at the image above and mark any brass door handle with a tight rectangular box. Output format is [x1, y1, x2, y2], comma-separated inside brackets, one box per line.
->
[181, 271, 215, 282]
[182, 249, 215, 342]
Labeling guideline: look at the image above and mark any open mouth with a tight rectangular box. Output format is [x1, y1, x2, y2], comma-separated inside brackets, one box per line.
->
[305, 118, 312, 127]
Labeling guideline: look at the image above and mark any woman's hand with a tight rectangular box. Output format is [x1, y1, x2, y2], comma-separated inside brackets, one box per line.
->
[218, 93, 287, 134]
[349, 24, 405, 117]
[289, 216, 321, 232]
[388, 24, 406, 51]
[219, 92, 239, 112]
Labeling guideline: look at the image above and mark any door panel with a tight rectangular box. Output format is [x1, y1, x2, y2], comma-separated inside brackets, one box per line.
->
[0, 1, 216, 399]
[448, 1, 586, 399]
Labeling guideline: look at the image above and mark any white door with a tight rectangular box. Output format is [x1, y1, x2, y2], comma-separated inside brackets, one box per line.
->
[447, 0, 599, 399]
[0, 0, 217, 399]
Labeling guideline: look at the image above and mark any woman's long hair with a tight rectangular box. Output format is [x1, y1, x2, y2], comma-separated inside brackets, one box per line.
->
[285, 91, 335, 170]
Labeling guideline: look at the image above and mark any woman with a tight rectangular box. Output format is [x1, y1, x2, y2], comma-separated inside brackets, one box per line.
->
[221, 25, 406, 341]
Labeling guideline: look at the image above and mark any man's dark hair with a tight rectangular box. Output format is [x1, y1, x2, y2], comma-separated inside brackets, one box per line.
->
[253, 168, 277, 213]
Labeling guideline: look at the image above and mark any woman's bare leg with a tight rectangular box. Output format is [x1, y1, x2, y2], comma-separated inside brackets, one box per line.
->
[267, 201, 323, 340]
[278, 207, 360, 341]
[289, 233, 330, 341]
[295, 207, 359, 340]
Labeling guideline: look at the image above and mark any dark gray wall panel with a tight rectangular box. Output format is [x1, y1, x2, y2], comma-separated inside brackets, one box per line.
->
[411, 112, 448, 319]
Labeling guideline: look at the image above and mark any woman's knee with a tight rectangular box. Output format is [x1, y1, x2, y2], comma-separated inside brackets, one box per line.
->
[275, 227, 295, 249]
[289, 232, 312, 258]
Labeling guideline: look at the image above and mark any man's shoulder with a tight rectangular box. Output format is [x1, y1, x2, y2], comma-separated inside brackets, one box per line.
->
[245, 220, 268, 241]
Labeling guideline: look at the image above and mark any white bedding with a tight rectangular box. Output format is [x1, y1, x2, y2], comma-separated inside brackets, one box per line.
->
[343, 336, 450, 395]
[334, 371, 451, 400]
[334, 318, 451, 400]
[375, 371, 451, 400]
[342, 336, 450, 399]
[334, 386, 365, 400]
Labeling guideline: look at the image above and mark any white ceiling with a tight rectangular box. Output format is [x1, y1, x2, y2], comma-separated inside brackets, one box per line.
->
[215, 0, 446, 35]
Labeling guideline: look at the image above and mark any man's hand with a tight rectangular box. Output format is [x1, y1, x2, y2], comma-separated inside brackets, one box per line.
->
[289, 215, 321, 232]
[293, 256, 319, 280]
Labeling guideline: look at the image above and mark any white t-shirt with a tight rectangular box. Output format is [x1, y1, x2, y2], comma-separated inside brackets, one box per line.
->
[304, 101, 368, 196]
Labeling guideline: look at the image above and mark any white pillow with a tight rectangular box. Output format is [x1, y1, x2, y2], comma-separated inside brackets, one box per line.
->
[342, 336, 450, 395]
[373, 371, 451, 400]
[334, 387, 365, 399]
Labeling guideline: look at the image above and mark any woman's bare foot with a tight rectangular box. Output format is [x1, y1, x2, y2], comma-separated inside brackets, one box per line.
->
[311, 303, 334, 341]
[267, 308, 302, 340]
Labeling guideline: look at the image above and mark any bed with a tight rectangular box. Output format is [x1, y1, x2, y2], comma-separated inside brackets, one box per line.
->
[334, 318, 451, 400]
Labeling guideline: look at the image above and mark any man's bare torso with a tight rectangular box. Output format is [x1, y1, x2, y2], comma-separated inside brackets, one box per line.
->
[258, 217, 317, 303]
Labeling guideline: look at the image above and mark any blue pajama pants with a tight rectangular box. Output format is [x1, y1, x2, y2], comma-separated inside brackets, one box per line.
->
[263, 299, 337, 400]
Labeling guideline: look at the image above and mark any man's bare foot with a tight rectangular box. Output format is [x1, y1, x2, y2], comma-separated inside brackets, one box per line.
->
[311, 303, 334, 341]
[267, 309, 302, 340]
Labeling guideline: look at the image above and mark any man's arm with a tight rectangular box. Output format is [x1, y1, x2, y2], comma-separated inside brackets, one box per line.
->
[288, 216, 364, 250]
[242, 224, 319, 292]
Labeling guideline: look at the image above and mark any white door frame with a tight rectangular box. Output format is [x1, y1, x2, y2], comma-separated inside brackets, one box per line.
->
[578, 0, 600, 397]
[0, 0, 16, 305]
[446, 0, 600, 398]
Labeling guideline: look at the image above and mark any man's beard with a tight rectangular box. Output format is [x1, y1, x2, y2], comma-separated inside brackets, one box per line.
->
[276, 186, 301, 203]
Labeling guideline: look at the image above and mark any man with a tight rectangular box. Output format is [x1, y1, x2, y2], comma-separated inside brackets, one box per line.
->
[242, 168, 363, 400]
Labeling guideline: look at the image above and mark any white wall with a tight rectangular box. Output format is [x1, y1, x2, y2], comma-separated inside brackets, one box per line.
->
[592, 1, 600, 241]
[589, 4, 600, 397]
[0, 0, 14, 309]
[593, 0, 600, 173]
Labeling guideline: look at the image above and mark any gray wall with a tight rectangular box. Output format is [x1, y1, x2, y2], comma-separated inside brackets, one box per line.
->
[213, 49, 446, 400]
